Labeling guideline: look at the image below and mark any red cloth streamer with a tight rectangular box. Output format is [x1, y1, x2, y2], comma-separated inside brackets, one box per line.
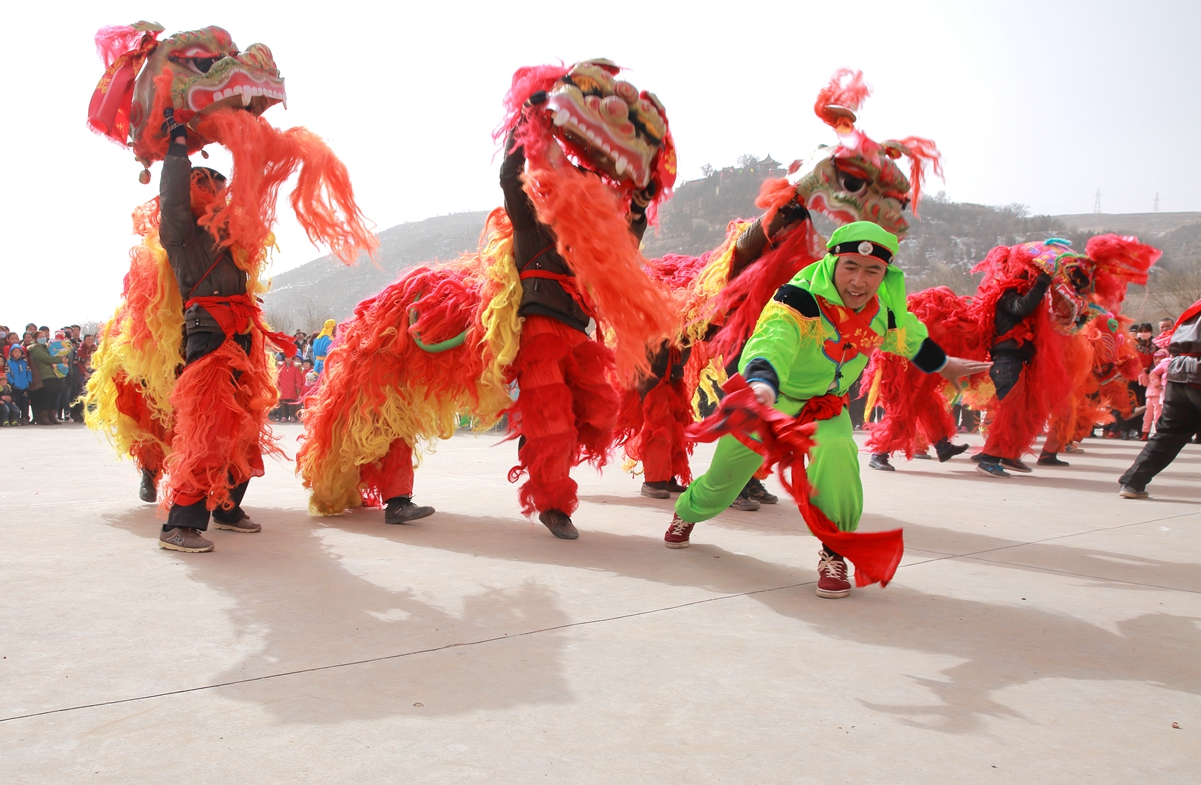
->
[87, 26, 162, 146]
[185, 293, 297, 358]
[687, 374, 904, 587]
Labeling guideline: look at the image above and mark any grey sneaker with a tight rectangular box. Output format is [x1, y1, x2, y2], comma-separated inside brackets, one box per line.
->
[1119, 485, 1149, 499]
[729, 494, 760, 512]
[539, 509, 579, 540]
[158, 527, 214, 553]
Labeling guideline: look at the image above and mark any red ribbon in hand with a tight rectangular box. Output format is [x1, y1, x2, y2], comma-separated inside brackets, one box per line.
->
[687, 374, 904, 587]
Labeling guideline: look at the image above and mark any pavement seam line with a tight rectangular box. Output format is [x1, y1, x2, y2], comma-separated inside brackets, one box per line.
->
[0, 580, 811, 725]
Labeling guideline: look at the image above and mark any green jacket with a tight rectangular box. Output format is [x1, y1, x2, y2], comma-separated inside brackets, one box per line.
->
[740, 276, 946, 402]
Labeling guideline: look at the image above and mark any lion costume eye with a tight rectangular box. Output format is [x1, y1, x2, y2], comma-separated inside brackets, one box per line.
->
[171, 53, 221, 76]
[838, 171, 867, 193]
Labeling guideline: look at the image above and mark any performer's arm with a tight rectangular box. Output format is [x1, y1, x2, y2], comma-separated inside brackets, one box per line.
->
[499, 131, 536, 231]
[729, 201, 811, 280]
[890, 309, 993, 388]
[159, 112, 194, 248]
[998, 272, 1052, 321]
[738, 306, 804, 403]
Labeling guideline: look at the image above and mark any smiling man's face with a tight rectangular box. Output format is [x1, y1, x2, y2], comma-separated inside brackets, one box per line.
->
[833, 254, 889, 311]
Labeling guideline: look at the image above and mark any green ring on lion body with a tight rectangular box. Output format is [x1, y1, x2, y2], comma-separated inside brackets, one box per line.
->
[408, 305, 467, 353]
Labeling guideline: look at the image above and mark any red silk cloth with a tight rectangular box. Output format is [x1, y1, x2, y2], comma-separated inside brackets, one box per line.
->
[687, 374, 904, 587]
[87, 29, 162, 145]
[185, 293, 297, 358]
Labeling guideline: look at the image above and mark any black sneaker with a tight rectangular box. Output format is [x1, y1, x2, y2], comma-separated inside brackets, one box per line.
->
[1037, 453, 1069, 467]
[935, 441, 970, 463]
[743, 477, 778, 504]
[975, 462, 1011, 478]
[1000, 458, 1032, 473]
[384, 496, 435, 524]
[138, 469, 157, 503]
[868, 454, 895, 472]
[969, 452, 984, 463]
[664, 478, 689, 494]
[539, 509, 579, 539]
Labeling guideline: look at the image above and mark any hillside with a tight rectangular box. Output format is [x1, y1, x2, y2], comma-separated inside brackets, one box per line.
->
[262, 157, 1201, 332]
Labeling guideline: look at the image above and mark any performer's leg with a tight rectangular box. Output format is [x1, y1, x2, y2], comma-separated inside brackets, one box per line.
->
[666, 379, 694, 486]
[639, 383, 675, 484]
[161, 331, 229, 552]
[674, 434, 765, 524]
[1119, 383, 1201, 494]
[807, 410, 863, 533]
[370, 438, 434, 524]
[510, 317, 579, 519]
[979, 357, 1024, 462]
[567, 337, 619, 468]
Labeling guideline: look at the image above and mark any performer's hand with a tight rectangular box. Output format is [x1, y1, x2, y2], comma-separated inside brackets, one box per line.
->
[749, 381, 776, 406]
[161, 107, 187, 143]
[632, 181, 657, 212]
[938, 357, 992, 393]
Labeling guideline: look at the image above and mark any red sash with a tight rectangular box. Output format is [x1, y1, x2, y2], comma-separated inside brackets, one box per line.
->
[688, 374, 904, 588]
[185, 293, 297, 358]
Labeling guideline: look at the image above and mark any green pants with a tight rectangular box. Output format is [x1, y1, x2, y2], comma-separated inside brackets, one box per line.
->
[675, 398, 863, 532]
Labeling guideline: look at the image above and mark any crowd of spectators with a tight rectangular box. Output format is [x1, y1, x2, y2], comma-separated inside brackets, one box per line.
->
[269, 326, 329, 422]
[1, 323, 95, 426]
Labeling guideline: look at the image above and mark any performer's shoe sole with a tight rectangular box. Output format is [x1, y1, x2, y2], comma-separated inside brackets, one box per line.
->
[815, 588, 851, 599]
[665, 541, 690, 549]
[213, 520, 262, 533]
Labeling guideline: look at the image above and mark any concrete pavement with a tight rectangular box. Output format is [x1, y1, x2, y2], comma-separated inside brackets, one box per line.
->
[1, 424, 1197, 783]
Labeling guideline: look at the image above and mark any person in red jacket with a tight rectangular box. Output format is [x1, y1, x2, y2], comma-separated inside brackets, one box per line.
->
[276, 356, 305, 422]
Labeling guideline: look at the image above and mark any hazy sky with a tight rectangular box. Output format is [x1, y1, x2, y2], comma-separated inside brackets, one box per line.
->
[5, 0, 1199, 328]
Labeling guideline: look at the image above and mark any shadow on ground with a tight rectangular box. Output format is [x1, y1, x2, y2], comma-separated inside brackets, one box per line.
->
[104, 500, 1201, 734]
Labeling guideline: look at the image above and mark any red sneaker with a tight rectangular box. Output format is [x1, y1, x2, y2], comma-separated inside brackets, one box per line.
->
[664, 515, 695, 549]
[816, 550, 851, 598]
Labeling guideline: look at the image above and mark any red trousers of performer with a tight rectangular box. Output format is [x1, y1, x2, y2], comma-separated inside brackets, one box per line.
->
[166, 333, 268, 529]
[630, 379, 693, 484]
[508, 315, 619, 516]
[361, 438, 416, 503]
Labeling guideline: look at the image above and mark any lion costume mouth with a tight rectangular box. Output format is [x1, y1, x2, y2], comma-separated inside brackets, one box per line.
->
[176, 43, 286, 115]
[544, 60, 669, 189]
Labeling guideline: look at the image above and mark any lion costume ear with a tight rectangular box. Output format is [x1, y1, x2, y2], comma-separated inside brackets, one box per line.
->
[87, 23, 164, 146]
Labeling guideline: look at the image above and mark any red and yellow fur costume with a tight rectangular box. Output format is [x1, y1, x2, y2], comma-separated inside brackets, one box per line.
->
[84, 24, 376, 513]
[299, 62, 677, 519]
[865, 236, 1160, 460]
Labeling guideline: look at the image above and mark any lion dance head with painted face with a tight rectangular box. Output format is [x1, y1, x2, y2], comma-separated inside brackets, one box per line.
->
[88, 22, 287, 181]
[792, 69, 942, 240]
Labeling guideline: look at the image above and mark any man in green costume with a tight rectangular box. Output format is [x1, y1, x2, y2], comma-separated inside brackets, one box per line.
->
[665, 222, 990, 598]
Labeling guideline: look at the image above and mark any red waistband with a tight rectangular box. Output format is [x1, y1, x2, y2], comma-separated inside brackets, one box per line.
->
[185, 293, 296, 358]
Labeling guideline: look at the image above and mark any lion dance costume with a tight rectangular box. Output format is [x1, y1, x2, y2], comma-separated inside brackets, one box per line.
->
[83, 23, 376, 549]
[865, 236, 1160, 471]
[298, 60, 677, 537]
